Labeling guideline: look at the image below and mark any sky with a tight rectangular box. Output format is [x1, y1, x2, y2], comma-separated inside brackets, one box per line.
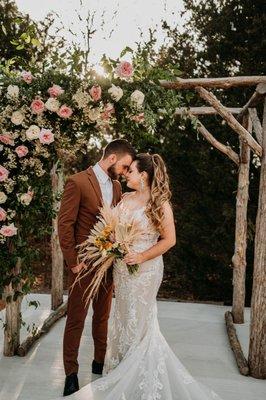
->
[15, 0, 185, 67]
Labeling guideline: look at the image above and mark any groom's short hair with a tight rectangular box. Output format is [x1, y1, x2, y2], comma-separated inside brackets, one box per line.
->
[103, 139, 136, 160]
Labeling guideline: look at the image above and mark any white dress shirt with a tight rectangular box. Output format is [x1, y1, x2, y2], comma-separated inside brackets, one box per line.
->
[92, 162, 113, 206]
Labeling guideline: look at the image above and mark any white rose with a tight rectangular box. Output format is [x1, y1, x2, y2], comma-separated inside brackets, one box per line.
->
[87, 107, 101, 122]
[45, 98, 60, 112]
[19, 191, 33, 206]
[7, 85, 19, 99]
[26, 125, 40, 140]
[108, 84, 123, 102]
[0, 192, 7, 204]
[130, 90, 145, 108]
[11, 110, 24, 125]
[72, 89, 91, 109]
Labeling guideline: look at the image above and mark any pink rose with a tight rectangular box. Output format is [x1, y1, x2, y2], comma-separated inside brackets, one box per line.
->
[31, 99, 45, 114]
[89, 85, 102, 101]
[0, 207, 6, 222]
[57, 105, 73, 119]
[0, 223, 17, 237]
[21, 70, 33, 84]
[47, 84, 64, 98]
[115, 61, 133, 78]
[101, 103, 115, 120]
[15, 145, 29, 158]
[39, 128, 54, 145]
[130, 112, 145, 123]
[0, 133, 14, 146]
[0, 166, 9, 182]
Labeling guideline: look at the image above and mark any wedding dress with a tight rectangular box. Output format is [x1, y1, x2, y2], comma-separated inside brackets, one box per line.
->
[54, 202, 223, 400]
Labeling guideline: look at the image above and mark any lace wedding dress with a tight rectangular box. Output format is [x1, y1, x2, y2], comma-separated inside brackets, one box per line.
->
[55, 203, 223, 400]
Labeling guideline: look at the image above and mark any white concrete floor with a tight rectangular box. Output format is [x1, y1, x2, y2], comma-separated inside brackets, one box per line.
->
[0, 294, 265, 400]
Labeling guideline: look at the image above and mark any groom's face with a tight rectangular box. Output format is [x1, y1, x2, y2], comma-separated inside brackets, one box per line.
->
[107, 153, 133, 179]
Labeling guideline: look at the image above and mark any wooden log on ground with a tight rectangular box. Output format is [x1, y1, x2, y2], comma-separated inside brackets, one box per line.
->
[248, 108, 263, 146]
[225, 311, 249, 376]
[237, 83, 266, 122]
[248, 97, 266, 379]
[160, 76, 266, 90]
[3, 258, 22, 356]
[195, 86, 262, 157]
[231, 115, 251, 324]
[175, 106, 242, 115]
[16, 300, 67, 357]
[186, 111, 239, 165]
[50, 162, 64, 311]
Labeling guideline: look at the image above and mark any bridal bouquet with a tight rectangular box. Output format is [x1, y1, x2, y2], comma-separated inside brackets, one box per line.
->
[71, 202, 145, 305]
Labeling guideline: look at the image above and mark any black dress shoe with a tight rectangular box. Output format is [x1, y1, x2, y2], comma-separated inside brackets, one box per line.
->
[92, 359, 104, 374]
[63, 373, 79, 396]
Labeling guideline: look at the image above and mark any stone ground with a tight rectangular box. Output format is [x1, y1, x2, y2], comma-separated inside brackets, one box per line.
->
[0, 294, 265, 400]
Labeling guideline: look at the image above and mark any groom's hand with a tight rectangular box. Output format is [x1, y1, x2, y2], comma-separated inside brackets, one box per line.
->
[71, 261, 86, 274]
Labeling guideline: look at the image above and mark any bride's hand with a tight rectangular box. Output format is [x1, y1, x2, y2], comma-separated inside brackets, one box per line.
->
[124, 251, 144, 265]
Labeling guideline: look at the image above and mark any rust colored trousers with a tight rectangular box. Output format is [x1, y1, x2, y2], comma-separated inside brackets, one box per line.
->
[63, 268, 113, 376]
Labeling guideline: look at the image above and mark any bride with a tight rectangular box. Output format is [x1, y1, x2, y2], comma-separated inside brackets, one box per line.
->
[54, 153, 222, 399]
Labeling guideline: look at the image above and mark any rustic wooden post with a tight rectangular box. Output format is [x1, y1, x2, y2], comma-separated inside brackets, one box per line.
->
[248, 98, 266, 379]
[231, 115, 251, 323]
[3, 257, 22, 356]
[50, 162, 64, 311]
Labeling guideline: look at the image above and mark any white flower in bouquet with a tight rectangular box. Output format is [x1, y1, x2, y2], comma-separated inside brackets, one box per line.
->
[7, 85, 19, 99]
[108, 84, 123, 102]
[45, 98, 60, 112]
[0, 192, 7, 204]
[26, 125, 40, 140]
[11, 110, 24, 125]
[130, 90, 145, 108]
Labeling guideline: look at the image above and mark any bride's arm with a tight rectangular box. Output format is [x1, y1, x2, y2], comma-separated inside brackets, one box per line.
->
[124, 201, 176, 265]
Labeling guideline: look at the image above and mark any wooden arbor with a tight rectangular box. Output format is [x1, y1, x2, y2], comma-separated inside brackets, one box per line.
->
[160, 76, 266, 379]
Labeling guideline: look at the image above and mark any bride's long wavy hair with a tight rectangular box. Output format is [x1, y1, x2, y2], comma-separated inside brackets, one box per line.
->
[135, 153, 172, 232]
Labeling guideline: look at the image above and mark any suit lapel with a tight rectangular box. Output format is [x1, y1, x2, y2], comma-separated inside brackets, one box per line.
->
[86, 166, 103, 206]
[87, 166, 119, 207]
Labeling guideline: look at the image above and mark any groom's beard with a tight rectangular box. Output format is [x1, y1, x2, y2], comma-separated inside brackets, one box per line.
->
[107, 164, 119, 180]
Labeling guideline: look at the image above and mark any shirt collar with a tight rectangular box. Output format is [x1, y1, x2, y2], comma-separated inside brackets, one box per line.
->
[93, 162, 111, 184]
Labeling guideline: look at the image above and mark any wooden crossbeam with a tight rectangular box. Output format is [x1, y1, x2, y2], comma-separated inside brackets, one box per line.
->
[186, 111, 239, 165]
[160, 76, 266, 90]
[195, 86, 262, 157]
[175, 106, 242, 115]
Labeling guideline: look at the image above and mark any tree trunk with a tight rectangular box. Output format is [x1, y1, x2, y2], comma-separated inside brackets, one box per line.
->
[231, 115, 251, 323]
[50, 162, 64, 311]
[3, 258, 22, 356]
[248, 98, 266, 379]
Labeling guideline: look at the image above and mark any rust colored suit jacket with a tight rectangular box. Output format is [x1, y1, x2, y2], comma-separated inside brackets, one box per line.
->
[58, 166, 122, 269]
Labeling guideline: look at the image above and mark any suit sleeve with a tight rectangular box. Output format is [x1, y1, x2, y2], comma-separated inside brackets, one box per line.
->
[116, 180, 122, 202]
[58, 177, 81, 268]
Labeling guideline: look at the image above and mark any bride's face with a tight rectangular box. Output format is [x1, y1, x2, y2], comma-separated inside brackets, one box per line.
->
[126, 160, 145, 190]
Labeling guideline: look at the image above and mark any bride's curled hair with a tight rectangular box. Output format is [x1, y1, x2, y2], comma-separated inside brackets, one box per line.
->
[135, 153, 172, 232]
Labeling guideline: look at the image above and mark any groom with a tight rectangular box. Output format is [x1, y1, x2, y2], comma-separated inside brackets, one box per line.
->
[58, 139, 136, 396]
